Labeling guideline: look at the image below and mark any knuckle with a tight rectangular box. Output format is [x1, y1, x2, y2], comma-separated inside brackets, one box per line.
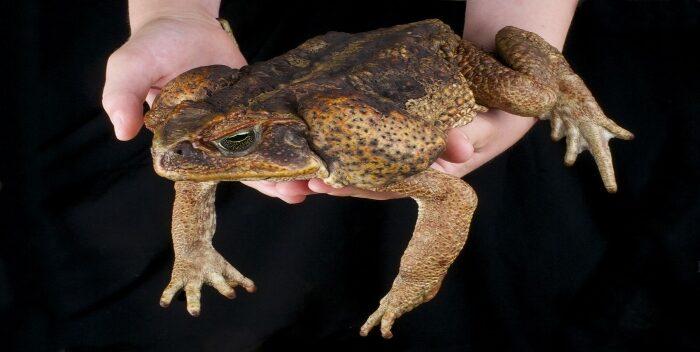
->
[106, 49, 134, 71]
[105, 46, 152, 78]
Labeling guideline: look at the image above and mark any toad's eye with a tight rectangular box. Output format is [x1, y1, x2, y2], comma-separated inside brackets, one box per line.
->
[215, 129, 258, 155]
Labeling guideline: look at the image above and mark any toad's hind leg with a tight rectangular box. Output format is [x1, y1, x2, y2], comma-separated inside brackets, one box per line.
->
[458, 27, 633, 192]
[359, 169, 477, 338]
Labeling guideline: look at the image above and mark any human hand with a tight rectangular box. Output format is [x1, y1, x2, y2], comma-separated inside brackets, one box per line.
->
[102, 1, 313, 204]
[102, 2, 245, 140]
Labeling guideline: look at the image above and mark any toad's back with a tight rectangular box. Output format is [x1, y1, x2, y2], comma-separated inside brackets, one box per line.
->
[209, 19, 480, 129]
[198, 20, 485, 188]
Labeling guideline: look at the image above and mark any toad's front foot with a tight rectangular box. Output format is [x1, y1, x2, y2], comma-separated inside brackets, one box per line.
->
[159, 244, 256, 316]
[360, 276, 442, 339]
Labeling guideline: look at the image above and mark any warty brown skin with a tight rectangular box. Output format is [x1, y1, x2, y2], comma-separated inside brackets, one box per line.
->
[143, 19, 632, 338]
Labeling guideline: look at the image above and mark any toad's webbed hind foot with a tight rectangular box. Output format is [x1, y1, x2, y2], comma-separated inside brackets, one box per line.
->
[546, 73, 634, 192]
[459, 26, 633, 192]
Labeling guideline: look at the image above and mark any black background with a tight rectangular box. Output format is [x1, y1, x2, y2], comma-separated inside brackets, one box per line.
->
[2, 0, 699, 351]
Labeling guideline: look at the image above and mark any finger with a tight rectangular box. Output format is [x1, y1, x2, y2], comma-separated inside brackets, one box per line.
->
[440, 128, 475, 163]
[455, 114, 496, 152]
[430, 161, 448, 173]
[274, 181, 317, 197]
[241, 181, 307, 204]
[208, 274, 236, 299]
[307, 179, 338, 194]
[352, 190, 402, 200]
[102, 47, 157, 140]
[184, 280, 203, 317]
[327, 187, 396, 200]
[146, 87, 161, 108]
[431, 159, 469, 177]
[242, 181, 280, 198]
[327, 187, 359, 197]
[280, 195, 307, 204]
[160, 280, 183, 307]
[307, 180, 358, 197]
[307, 179, 400, 200]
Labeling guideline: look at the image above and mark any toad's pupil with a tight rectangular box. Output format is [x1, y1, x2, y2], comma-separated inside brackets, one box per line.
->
[219, 131, 254, 152]
[229, 133, 249, 142]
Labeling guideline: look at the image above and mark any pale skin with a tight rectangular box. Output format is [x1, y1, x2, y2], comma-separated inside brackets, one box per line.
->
[102, 0, 579, 202]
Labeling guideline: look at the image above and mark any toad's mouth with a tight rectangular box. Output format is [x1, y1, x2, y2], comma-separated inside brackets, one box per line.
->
[151, 143, 328, 182]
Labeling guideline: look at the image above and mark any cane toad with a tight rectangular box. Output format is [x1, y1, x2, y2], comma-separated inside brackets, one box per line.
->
[144, 19, 632, 338]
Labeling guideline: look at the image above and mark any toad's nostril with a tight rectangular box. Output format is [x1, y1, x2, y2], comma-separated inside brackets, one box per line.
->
[173, 141, 196, 157]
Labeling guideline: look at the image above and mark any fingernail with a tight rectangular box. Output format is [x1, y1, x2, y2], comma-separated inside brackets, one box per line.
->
[307, 179, 327, 193]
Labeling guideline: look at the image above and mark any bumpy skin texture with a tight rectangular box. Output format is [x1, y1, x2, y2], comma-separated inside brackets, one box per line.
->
[158, 181, 256, 317]
[360, 168, 477, 338]
[144, 19, 632, 338]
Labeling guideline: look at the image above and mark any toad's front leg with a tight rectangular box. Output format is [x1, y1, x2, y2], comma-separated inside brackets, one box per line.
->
[159, 181, 256, 316]
[360, 169, 478, 338]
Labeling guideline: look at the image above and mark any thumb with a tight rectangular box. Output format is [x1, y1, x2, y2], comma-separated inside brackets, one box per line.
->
[440, 127, 475, 164]
[102, 47, 158, 140]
